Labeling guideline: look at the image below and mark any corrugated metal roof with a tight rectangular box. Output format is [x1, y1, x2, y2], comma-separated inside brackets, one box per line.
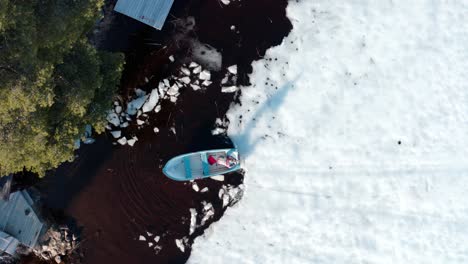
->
[0, 231, 19, 255]
[114, 0, 174, 30]
[0, 191, 43, 250]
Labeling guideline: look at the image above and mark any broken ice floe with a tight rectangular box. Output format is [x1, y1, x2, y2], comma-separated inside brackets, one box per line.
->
[227, 65, 237, 75]
[111, 130, 121, 138]
[221, 64, 239, 92]
[107, 112, 120, 127]
[192, 182, 200, 192]
[138, 232, 163, 255]
[117, 137, 127, 145]
[127, 136, 138, 146]
[142, 89, 160, 113]
[200, 187, 208, 193]
[127, 95, 148, 115]
[189, 208, 197, 235]
[199, 70, 211, 81]
[221, 86, 238, 93]
[212, 118, 229, 135]
[219, 184, 244, 208]
[200, 201, 215, 226]
[107, 61, 215, 147]
[175, 237, 189, 253]
[210, 175, 225, 181]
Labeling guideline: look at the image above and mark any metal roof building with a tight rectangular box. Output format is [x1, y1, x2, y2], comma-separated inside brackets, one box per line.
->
[114, 0, 174, 30]
[0, 190, 44, 255]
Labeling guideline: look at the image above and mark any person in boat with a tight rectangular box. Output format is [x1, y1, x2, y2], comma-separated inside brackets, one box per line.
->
[208, 154, 238, 168]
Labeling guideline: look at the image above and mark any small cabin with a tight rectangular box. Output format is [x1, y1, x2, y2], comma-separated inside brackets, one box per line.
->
[114, 0, 175, 30]
[0, 186, 44, 256]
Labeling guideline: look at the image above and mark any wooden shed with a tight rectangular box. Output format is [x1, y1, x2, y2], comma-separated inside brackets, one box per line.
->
[0, 190, 44, 256]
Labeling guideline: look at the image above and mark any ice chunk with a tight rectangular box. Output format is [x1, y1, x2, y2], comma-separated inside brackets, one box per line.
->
[211, 175, 224, 181]
[212, 127, 226, 135]
[221, 86, 238, 93]
[127, 137, 137, 146]
[110, 130, 121, 138]
[142, 88, 160, 112]
[193, 66, 202, 74]
[148, 242, 153, 247]
[139, 235, 146, 241]
[117, 137, 127, 145]
[199, 70, 211, 81]
[189, 208, 197, 235]
[135, 88, 146, 97]
[179, 76, 191, 84]
[175, 239, 186, 252]
[227, 65, 238, 75]
[191, 84, 201, 91]
[202, 80, 212, 86]
[189, 62, 199, 68]
[107, 112, 120, 127]
[192, 183, 200, 192]
[126, 95, 148, 115]
[221, 75, 229, 84]
[137, 119, 145, 125]
[154, 236, 160, 243]
[154, 105, 162, 113]
[120, 122, 129, 128]
[167, 84, 179, 96]
[201, 187, 209, 193]
[222, 193, 230, 207]
[153, 127, 159, 133]
[180, 67, 191, 76]
[115, 105, 122, 114]
[169, 55, 175, 62]
[221, 0, 230, 5]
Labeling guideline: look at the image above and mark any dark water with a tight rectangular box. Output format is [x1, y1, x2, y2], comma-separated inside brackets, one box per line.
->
[37, 1, 291, 263]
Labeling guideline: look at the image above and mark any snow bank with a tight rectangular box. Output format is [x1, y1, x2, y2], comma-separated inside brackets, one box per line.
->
[189, 1, 468, 264]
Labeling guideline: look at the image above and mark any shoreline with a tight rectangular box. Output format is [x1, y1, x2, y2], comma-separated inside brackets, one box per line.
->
[22, 1, 291, 263]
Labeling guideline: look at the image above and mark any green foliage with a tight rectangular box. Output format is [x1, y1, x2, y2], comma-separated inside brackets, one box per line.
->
[0, 0, 124, 176]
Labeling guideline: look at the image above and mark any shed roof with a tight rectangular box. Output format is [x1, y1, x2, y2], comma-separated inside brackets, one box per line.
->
[0, 231, 19, 256]
[0, 191, 43, 252]
[114, 0, 174, 30]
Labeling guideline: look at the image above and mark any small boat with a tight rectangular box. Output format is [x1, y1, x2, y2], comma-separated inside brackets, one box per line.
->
[163, 148, 241, 181]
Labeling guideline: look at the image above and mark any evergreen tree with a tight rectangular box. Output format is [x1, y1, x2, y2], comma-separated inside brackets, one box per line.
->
[0, 0, 124, 176]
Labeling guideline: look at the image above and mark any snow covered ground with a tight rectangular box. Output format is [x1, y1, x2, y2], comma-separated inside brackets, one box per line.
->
[189, 1, 468, 263]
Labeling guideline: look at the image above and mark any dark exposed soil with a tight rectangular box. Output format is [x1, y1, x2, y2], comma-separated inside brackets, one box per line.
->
[33, 1, 291, 263]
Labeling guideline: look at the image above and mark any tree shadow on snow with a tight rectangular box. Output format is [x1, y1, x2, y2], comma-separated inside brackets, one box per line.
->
[231, 73, 302, 159]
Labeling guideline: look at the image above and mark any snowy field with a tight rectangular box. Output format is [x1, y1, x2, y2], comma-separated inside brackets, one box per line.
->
[189, 1, 468, 263]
